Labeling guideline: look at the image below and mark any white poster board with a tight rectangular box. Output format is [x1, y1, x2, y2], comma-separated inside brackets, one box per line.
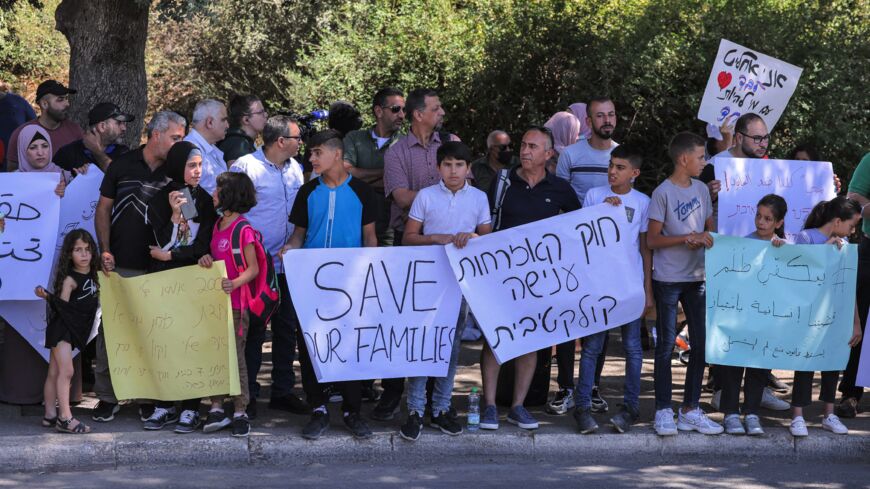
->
[55, 167, 102, 256]
[698, 39, 802, 131]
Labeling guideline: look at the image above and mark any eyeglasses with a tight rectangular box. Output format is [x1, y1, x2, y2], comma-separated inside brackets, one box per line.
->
[281, 134, 302, 141]
[246, 110, 267, 117]
[738, 131, 770, 144]
[382, 105, 405, 114]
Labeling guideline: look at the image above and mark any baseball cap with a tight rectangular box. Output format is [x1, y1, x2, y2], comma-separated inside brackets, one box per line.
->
[35, 80, 76, 101]
[88, 102, 135, 126]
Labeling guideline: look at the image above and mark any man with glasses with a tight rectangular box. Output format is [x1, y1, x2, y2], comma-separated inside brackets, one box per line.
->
[219, 94, 268, 165]
[343, 87, 406, 247]
[471, 130, 517, 192]
[230, 115, 309, 419]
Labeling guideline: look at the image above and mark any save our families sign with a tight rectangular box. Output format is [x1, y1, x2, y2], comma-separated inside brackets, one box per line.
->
[698, 39, 802, 131]
[446, 204, 645, 364]
[283, 246, 463, 383]
[706, 234, 857, 372]
[714, 158, 836, 241]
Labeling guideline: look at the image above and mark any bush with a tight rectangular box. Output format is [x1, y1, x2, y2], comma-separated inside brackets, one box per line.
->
[0, 0, 68, 93]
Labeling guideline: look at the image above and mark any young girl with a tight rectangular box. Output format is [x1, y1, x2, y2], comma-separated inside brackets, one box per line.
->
[35, 230, 100, 434]
[197, 171, 259, 437]
[720, 194, 788, 436]
[789, 196, 864, 437]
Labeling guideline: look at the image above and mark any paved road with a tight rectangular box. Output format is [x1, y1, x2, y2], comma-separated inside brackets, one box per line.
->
[3, 459, 868, 488]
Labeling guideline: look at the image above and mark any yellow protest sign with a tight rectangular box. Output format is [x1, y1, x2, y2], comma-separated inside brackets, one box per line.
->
[101, 262, 240, 401]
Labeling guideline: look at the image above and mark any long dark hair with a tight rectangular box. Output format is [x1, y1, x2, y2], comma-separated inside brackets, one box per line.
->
[52, 229, 99, 295]
[803, 196, 861, 230]
[756, 194, 788, 239]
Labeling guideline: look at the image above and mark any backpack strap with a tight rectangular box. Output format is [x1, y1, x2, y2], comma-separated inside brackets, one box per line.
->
[229, 218, 253, 273]
[492, 169, 512, 230]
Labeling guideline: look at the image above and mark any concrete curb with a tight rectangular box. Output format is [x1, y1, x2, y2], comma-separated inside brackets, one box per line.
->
[0, 429, 867, 473]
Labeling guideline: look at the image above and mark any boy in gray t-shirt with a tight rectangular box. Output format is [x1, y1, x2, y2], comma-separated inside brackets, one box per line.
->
[646, 132, 722, 438]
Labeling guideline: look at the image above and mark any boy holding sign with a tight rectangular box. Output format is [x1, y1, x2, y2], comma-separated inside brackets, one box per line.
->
[282, 129, 378, 440]
[398, 141, 492, 441]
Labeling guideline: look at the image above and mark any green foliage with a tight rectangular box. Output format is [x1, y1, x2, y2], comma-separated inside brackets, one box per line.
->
[0, 0, 67, 87]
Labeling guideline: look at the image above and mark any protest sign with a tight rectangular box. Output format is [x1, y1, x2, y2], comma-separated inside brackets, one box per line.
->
[446, 204, 645, 364]
[714, 158, 835, 241]
[706, 234, 856, 371]
[0, 173, 61, 300]
[0, 301, 99, 362]
[55, 168, 102, 256]
[284, 246, 462, 383]
[698, 39, 802, 131]
[857, 313, 870, 388]
[100, 262, 240, 401]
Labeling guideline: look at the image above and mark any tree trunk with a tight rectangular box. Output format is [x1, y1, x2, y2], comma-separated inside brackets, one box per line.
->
[55, 0, 149, 148]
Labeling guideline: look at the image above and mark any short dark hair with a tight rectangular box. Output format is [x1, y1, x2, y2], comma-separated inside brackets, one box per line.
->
[308, 129, 344, 152]
[372, 87, 403, 111]
[262, 115, 298, 146]
[586, 96, 614, 117]
[610, 144, 643, 169]
[524, 125, 554, 150]
[227, 94, 261, 128]
[734, 113, 765, 134]
[327, 100, 362, 136]
[406, 88, 438, 119]
[668, 132, 706, 162]
[437, 141, 472, 165]
[787, 143, 820, 161]
[215, 172, 257, 214]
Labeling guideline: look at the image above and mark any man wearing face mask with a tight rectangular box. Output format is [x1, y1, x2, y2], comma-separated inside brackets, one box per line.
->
[471, 130, 517, 192]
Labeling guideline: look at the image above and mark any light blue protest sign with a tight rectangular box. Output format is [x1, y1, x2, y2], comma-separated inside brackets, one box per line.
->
[706, 234, 857, 371]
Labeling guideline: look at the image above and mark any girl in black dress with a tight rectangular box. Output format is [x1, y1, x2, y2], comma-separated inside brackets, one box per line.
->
[35, 229, 100, 434]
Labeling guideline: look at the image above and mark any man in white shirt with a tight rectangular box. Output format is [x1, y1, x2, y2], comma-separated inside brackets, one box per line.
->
[185, 99, 229, 195]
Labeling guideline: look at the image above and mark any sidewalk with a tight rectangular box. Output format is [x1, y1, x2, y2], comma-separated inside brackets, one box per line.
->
[1, 328, 868, 473]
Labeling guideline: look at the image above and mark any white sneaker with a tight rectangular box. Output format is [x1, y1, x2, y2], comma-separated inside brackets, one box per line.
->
[677, 408, 724, 435]
[760, 388, 790, 411]
[654, 408, 678, 436]
[711, 390, 721, 411]
[821, 414, 848, 434]
[790, 416, 808, 437]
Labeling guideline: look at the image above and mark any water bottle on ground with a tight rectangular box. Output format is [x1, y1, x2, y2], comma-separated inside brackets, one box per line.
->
[467, 387, 480, 432]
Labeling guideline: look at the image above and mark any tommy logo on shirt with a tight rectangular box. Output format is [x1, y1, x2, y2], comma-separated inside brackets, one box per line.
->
[217, 238, 230, 253]
[672, 197, 701, 222]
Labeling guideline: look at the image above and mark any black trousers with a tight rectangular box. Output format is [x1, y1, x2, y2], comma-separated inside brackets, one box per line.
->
[793, 371, 838, 408]
[838, 234, 870, 401]
[719, 365, 768, 415]
[296, 323, 362, 414]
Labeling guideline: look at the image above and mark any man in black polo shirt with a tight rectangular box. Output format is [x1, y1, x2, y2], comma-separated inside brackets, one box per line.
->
[54, 102, 133, 173]
[90, 110, 186, 423]
[481, 126, 580, 431]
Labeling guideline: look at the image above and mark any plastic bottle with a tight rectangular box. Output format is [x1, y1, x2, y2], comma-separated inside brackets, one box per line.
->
[467, 387, 480, 432]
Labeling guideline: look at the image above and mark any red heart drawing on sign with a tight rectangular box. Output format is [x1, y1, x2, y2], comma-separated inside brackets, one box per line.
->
[717, 71, 732, 90]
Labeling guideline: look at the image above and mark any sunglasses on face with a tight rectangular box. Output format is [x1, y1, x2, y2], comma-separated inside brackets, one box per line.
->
[383, 105, 405, 114]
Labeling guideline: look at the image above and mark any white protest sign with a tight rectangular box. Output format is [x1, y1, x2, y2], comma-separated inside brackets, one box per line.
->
[0, 173, 61, 299]
[283, 246, 463, 383]
[714, 158, 835, 241]
[698, 39, 802, 131]
[55, 167, 102, 256]
[0, 300, 100, 361]
[446, 205, 645, 364]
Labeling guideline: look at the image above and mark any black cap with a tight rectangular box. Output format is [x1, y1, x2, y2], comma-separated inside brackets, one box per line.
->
[35, 80, 76, 101]
[87, 102, 135, 126]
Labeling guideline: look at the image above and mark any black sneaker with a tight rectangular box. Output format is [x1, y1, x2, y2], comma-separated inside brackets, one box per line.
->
[370, 395, 401, 421]
[573, 407, 599, 434]
[203, 410, 231, 433]
[430, 410, 463, 435]
[174, 409, 201, 434]
[92, 401, 120, 422]
[232, 414, 251, 437]
[767, 372, 790, 393]
[609, 405, 639, 433]
[326, 385, 343, 403]
[246, 400, 258, 420]
[835, 398, 858, 419]
[361, 385, 382, 402]
[343, 412, 373, 439]
[590, 386, 609, 413]
[143, 407, 179, 430]
[302, 411, 330, 440]
[139, 403, 156, 422]
[400, 412, 423, 441]
[269, 394, 310, 415]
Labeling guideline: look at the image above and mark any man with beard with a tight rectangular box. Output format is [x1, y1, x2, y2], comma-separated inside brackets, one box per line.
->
[6, 80, 83, 171]
[556, 96, 619, 202]
[54, 102, 133, 173]
[471, 130, 517, 193]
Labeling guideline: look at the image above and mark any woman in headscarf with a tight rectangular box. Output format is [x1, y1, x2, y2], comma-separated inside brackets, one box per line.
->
[569, 102, 593, 141]
[16, 124, 69, 196]
[543, 111, 581, 173]
[143, 141, 217, 433]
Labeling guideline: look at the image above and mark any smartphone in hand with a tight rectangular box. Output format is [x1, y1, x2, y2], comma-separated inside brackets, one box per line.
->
[179, 187, 198, 221]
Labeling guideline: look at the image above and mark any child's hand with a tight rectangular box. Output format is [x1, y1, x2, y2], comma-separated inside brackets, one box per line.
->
[73, 163, 89, 175]
[771, 237, 786, 247]
[198, 254, 214, 268]
[431, 234, 455, 245]
[603, 196, 622, 206]
[101, 251, 115, 275]
[149, 246, 172, 262]
[644, 289, 655, 315]
[54, 176, 66, 198]
[221, 278, 234, 294]
[849, 321, 863, 347]
[169, 191, 187, 213]
[699, 231, 714, 249]
[34, 286, 48, 299]
[453, 232, 478, 249]
[826, 236, 846, 249]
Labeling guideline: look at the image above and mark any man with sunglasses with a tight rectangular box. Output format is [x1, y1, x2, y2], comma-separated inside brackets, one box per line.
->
[343, 87, 406, 247]
[219, 94, 267, 165]
[230, 115, 309, 419]
[471, 130, 517, 192]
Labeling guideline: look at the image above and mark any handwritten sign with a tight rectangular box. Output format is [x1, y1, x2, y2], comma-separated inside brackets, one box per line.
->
[100, 262, 240, 401]
[857, 313, 870, 388]
[446, 204, 645, 364]
[715, 158, 836, 241]
[55, 168, 102, 257]
[283, 246, 462, 383]
[0, 300, 100, 362]
[706, 234, 857, 371]
[0, 173, 61, 299]
[698, 39, 802, 131]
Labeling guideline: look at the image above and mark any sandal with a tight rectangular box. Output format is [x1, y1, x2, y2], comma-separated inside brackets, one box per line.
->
[56, 417, 91, 434]
[42, 416, 58, 428]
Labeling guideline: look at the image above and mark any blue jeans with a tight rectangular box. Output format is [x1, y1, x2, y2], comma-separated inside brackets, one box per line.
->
[574, 318, 642, 410]
[407, 300, 468, 415]
[653, 280, 706, 411]
[246, 273, 297, 399]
